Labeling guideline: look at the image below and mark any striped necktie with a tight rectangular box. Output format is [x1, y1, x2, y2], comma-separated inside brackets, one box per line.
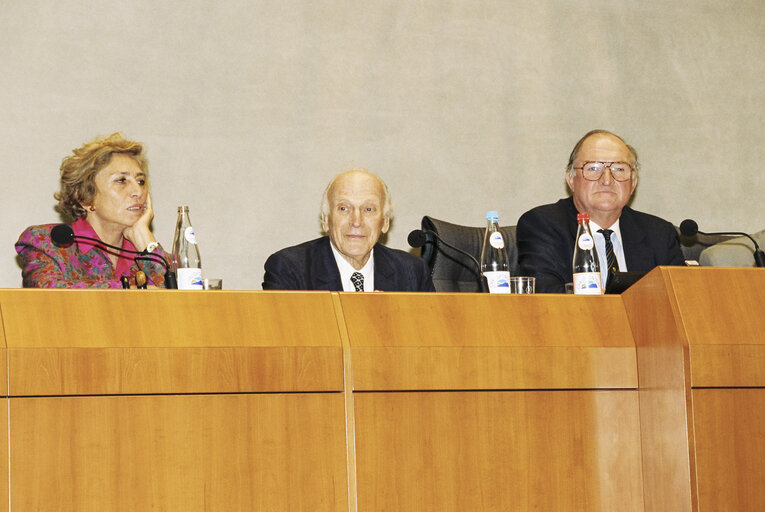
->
[350, 272, 365, 292]
[598, 229, 620, 274]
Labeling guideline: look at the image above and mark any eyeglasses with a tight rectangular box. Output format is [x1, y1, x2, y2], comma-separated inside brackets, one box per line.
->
[573, 161, 634, 182]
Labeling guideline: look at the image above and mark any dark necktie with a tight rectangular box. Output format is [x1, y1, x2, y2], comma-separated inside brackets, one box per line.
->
[598, 229, 619, 274]
[350, 272, 365, 292]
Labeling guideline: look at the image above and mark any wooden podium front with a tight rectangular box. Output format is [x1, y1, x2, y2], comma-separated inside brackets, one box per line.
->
[0, 290, 348, 511]
[623, 267, 765, 512]
[339, 293, 644, 511]
[1, 271, 763, 511]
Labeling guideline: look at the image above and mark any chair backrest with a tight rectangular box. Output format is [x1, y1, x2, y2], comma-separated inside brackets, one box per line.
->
[698, 229, 765, 267]
[420, 216, 519, 292]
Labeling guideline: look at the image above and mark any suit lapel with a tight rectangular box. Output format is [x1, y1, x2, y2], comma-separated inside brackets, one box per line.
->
[565, 197, 580, 240]
[373, 245, 395, 291]
[620, 208, 651, 270]
[309, 237, 343, 291]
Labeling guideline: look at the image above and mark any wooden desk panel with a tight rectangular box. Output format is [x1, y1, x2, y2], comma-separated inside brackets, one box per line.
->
[340, 293, 636, 390]
[10, 393, 348, 512]
[693, 389, 765, 512]
[341, 293, 633, 348]
[0, 400, 7, 510]
[352, 346, 636, 390]
[624, 267, 765, 511]
[354, 390, 644, 511]
[622, 268, 696, 512]
[0, 290, 344, 394]
[692, 388, 765, 511]
[7, 346, 342, 395]
[0, 348, 6, 396]
[664, 268, 765, 386]
[666, 268, 765, 347]
[0, 301, 6, 395]
[0, 290, 339, 348]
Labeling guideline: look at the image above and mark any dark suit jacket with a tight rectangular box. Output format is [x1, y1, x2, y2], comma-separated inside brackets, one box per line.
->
[262, 236, 435, 291]
[516, 197, 685, 293]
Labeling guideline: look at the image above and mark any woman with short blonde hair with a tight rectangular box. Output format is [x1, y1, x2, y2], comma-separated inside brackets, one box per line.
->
[16, 133, 169, 288]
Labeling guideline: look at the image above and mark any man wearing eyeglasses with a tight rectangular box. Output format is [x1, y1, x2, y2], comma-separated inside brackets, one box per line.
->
[516, 129, 685, 293]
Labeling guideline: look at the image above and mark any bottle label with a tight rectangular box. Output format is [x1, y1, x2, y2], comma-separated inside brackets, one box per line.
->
[483, 271, 511, 294]
[184, 227, 197, 244]
[177, 268, 203, 290]
[489, 232, 505, 249]
[577, 233, 594, 250]
[573, 272, 602, 295]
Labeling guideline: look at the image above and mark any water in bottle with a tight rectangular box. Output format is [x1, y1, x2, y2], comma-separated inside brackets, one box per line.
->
[171, 206, 203, 290]
[572, 212, 602, 295]
[480, 211, 511, 293]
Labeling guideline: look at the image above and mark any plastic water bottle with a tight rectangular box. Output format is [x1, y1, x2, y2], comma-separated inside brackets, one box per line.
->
[480, 211, 511, 294]
[171, 206, 203, 290]
[572, 212, 602, 295]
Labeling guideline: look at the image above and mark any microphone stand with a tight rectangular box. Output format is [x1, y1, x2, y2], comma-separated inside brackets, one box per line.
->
[680, 220, 765, 268]
[411, 229, 490, 293]
[53, 228, 178, 288]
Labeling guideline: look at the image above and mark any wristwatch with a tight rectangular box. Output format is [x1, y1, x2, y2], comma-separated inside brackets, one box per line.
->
[146, 241, 159, 253]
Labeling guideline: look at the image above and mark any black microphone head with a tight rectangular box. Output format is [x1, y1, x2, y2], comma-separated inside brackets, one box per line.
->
[51, 224, 75, 246]
[408, 229, 427, 248]
[679, 219, 699, 237]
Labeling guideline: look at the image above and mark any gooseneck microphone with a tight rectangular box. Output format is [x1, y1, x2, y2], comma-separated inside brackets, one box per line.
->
[408, 229, 490, 293]
[680, 219, 765, 268]
[50, 224, 179, 288]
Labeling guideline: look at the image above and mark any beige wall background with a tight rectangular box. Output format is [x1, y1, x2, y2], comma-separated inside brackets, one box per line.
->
[2, 1, 763, 289]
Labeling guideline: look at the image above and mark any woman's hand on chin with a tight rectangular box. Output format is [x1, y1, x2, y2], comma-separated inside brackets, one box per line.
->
[123, 192, 156, 251]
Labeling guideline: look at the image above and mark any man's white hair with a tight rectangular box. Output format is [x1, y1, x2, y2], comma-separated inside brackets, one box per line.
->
[319, 169, 393, 219]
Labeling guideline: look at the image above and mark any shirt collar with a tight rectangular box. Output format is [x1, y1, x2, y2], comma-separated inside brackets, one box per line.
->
[329, 242, 375, 292]
[589, 218, 622, 243]
[72, 218, 137, 276]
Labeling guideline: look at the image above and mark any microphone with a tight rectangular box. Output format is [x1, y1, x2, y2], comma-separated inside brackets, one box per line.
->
[408, 229, 490, 293]
[51, 224, 179, 288]
[680, 219, 765, 267]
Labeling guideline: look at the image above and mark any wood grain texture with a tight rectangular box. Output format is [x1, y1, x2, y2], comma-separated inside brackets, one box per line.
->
[0, 289, 340, 348]
[9, 393, 348, 512]
[621, 267, 696, 512]
[354, 390, 644, 512]
[331, 293, 358, 512]
[0, 290, 344, 396]
[0, 348, 6, 397]
[340, 293, 635, 391]
[340, 293, 634, 347]
[352, 346, 636, 390]
[0, 302, 6, 395]
[692, 388, 765, 512]
[0, 399, 7, 510]
[689, 344, 765, 387]
[660, 267, 765, 386]
[8, 346, 343, 395]
[666, 267, 765, 346]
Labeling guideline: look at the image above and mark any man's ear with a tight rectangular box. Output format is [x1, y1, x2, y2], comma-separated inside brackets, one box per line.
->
[381, 216, 390, 234]
[565, 171, 575, 191]
[321, 214, 329, 233]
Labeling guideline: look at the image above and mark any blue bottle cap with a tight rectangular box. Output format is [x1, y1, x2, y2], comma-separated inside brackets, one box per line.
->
[486, 211, 499, 222]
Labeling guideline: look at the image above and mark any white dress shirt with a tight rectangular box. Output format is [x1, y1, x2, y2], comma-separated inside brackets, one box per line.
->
[589, 219, 627, 286]
[330, 244, 375, 292]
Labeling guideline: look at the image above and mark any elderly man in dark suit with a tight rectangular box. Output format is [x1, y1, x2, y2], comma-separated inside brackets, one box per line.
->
[517, 130, 685, 293]
[262, 169, 434, 292]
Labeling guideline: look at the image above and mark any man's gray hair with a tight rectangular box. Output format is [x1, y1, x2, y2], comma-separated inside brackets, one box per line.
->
[320, 169, 393, 219]
[565, 129, 640, 178]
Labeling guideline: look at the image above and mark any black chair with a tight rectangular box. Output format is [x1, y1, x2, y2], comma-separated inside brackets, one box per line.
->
[420, 216, 519, 292]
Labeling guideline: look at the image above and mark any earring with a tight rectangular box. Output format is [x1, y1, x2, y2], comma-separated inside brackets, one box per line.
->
[88, 205, 95, 212]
